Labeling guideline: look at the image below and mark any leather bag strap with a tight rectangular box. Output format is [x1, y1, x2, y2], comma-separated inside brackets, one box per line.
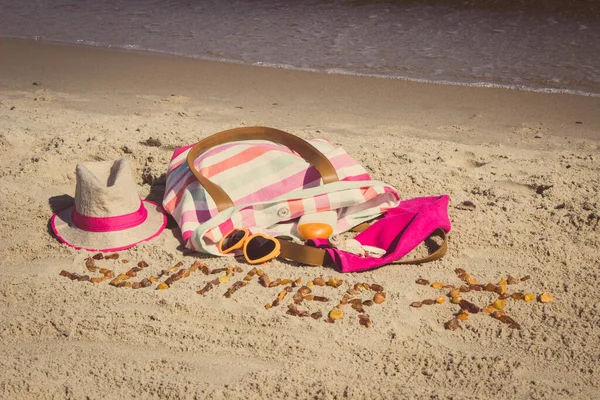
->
[186, 126, 340, 212]
[279, 228, 448, 267]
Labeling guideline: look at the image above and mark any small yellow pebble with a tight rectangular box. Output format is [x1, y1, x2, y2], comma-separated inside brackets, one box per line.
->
[431, 282, 444, 289]
[524, 293, 535, 302]
[498, 279, 507, 286]
[218, 275, 229, 283]
[450, 296, 462, 304]
[538, 292, 553, 303]
[329, 309, 344, 321]
[466, 276, 478, 285]
[156, 283, 169, 290]
[457, 312, 469, 321]
[482, 305, 495, 313]
[435, 296, 446, 304]
[449, 288, 460, 298]
[492, 299, 506, 310]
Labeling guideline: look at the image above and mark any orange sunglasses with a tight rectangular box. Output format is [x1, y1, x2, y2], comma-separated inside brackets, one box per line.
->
[217, 228, 281, 265]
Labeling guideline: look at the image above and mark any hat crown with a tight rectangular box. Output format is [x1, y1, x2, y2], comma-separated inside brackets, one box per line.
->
[74, 158, 141, 217]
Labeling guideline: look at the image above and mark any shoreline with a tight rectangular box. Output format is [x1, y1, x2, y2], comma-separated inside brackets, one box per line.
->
[4, 36, 600, 99]
[2, 38, 599, 147]
[1, 37, 599, 398]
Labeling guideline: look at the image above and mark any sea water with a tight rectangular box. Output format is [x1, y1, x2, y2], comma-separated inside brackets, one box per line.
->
[1, 0, 599, 96]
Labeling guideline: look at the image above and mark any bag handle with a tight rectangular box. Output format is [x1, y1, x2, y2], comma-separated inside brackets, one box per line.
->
[279, 228, 448, 267]
[186, 126, 340, 212]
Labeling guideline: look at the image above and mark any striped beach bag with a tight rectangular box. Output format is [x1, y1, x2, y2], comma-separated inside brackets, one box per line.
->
[163, 127, 401, 259]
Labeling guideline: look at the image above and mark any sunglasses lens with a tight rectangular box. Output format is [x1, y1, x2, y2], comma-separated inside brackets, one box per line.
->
[245, 236, 276, 261]
[221, 230, 246, 251]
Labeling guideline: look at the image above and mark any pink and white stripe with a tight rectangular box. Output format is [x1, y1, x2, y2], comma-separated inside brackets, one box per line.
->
[163, 138, 400, 255]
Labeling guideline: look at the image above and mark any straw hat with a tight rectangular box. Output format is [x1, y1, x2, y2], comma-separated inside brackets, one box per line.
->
[51, 158, 167, 252]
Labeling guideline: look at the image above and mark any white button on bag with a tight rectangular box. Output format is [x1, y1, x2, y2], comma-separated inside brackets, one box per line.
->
[277, 207, 290, 218]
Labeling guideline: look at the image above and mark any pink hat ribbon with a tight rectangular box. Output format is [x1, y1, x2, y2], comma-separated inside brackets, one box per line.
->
[71, 201, 148, 232]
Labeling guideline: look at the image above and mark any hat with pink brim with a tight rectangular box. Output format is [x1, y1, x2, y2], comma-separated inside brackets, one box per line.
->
[51, 158, 167, 252]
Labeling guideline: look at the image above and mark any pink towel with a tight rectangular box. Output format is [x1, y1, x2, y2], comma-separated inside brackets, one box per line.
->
[309, 195, 451, 272]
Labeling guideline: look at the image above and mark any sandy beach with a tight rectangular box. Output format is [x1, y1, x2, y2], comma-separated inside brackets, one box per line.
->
[1, 38, 599, 399]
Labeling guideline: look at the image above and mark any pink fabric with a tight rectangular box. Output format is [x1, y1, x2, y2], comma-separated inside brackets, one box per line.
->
[308, 195, 451, 273]
[71, 201, 148, 232]
[170, 144, 194, 161]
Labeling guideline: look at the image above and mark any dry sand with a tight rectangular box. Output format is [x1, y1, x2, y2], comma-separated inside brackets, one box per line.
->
[1, 38, 599, 399]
